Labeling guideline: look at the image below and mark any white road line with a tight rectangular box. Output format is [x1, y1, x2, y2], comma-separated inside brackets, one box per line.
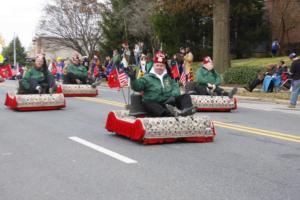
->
[69, 136, 137, 164]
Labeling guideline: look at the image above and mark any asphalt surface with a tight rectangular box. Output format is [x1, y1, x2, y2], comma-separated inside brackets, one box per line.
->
[0, 80, 300, 200]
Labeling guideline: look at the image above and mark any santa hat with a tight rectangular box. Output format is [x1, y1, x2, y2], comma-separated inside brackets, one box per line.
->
[122, 41, 129, 48]
[203, 56, 213, 65]
[153, 51, 166, 64]
[203, 56, 214, 70]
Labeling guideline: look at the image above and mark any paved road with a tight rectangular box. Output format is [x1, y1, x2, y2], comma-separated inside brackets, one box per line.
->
[0, 80, 300, 200]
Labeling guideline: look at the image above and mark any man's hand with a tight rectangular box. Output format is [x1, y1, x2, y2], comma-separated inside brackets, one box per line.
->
[124, 67, 136, 80]
[207, 83, 213, 89]
[75, 79, 82, 84]
[212, 84, 216, 91]
[36, 86, 42, 94]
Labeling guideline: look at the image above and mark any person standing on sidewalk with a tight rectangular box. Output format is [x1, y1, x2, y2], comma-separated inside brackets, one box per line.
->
[271, 39, 280, 57]
[288, 52, 300, 108]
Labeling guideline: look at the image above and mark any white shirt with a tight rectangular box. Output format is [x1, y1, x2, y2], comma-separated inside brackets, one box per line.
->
[150, 68, 167, 88]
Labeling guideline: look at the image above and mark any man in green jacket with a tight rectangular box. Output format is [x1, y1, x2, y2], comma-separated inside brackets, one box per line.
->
[126, 51, 194, 117]
[19, 54, 56, 94]
[64, 54, 88, 84]
[186, 56, 237, 98]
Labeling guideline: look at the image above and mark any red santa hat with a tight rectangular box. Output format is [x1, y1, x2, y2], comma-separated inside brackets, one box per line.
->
[122, 41, 129, 48]
[153, 51, 166, 64]
[203, 56, 214, 70]
[203, 56, 212, 65]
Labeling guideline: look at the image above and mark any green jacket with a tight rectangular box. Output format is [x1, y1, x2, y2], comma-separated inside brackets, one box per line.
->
[131, 73, 180, 103]
[196, 66, 221, 86]
[67, 64, 87, 78]
[21, 67, 55, 90]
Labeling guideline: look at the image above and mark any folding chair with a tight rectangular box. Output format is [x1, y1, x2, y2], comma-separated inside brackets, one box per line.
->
[278, 72, 292, 91]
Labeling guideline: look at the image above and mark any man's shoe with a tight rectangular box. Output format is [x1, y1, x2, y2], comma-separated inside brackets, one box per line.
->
[166, 104, 180, 117]
[91, 80, 102, 88]
[75, 79, 82, 84]
[179, 107, 196, 117]
[288, 104, 296, 109]
[228, 87, 238, 98]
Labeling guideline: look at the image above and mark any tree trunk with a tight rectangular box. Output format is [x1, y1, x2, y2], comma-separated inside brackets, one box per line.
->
[213, 0, 230, 73]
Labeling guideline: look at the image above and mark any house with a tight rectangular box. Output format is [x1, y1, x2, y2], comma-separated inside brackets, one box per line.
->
[27, 36, 82, 60]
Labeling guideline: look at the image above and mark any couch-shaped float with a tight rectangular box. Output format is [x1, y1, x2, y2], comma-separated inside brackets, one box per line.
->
[61, 84, 98, 97]
[105, 110, 216, 144]
[191, 95, 237, 112]
[5, 86, 65, 111]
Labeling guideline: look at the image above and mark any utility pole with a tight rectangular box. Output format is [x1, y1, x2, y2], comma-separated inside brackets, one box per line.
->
[13, 33, 17, 68]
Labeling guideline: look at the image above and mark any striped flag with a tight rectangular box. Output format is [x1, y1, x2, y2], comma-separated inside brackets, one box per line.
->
[180, 71, 186, 86]
[187, 72, 193, 82]
[118, 71, 128, 88]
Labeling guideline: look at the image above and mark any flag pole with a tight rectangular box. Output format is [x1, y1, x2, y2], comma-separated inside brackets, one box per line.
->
[120, 87, 127, 105]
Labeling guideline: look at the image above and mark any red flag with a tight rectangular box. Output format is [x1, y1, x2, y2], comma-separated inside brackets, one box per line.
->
[180, 71, 186, 86]
[118, 71, 128, 88]
[0, 65, 13, 78]
[171, 64, 180, 79]
[108, 69, 120, 88]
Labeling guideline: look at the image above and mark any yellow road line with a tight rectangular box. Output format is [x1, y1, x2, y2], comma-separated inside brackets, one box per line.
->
[77, 96, 300, 144]
[75, 97, 125, 107]
[214, 123, 300, 144]
[214, 121, 300, 140]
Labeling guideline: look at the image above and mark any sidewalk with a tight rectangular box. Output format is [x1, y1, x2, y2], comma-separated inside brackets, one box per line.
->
[222, 86, 291, 105]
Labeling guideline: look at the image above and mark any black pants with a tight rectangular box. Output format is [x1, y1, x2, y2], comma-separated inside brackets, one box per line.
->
[248, 78, 263, 91]
[64, 73, 87, 84]
[185, 82, 229, 96]
[143, 94, 193, 117]
[18, 77, 55, 94]
[248, 78, 274, 92]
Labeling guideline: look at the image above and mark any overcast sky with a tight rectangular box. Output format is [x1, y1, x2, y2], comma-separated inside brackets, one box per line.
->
[0, 0, 47, 50]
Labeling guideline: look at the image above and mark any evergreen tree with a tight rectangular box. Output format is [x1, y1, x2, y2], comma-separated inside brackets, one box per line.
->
[2, 37, 27, 66]
[230, 0, 270, 58]
[152, 8, 213, 60]
[100, 0, 131, 56]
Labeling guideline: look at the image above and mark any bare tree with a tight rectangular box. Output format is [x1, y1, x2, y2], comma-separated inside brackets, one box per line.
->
[120, 0, 159, 49]
[38, 0, 103, 58]
[267, 0, 300, 53]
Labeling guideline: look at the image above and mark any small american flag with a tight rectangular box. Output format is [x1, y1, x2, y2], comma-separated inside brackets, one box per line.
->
[118, 71, 129, 88]
[180, 71, 186, 86]
[187, 72, 193, 82]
